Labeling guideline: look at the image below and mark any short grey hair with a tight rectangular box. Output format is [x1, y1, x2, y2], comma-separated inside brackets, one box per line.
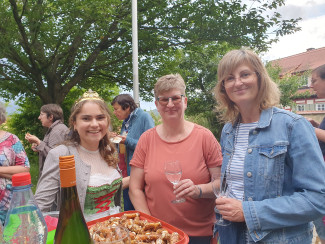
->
[0, 103, 7, 124]
[154, 74, 186, 100]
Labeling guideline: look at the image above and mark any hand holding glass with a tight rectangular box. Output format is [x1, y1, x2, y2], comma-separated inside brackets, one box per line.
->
[211, 173, 231, 226]
[164, 161, 186, 203]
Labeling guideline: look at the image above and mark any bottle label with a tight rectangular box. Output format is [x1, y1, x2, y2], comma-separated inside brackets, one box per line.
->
[60, 167, 76, 188]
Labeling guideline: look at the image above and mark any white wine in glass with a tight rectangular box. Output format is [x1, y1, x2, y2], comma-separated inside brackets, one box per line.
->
[164, 161, 186, 203]
[211, 173, 231, 226]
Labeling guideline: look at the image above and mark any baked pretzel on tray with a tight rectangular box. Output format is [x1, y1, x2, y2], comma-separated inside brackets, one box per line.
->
[89, 212, 180, 244]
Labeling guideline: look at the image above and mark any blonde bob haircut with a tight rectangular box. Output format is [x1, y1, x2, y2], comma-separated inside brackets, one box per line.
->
[154, 73, 186, 99]
[215, 48, 280, 123]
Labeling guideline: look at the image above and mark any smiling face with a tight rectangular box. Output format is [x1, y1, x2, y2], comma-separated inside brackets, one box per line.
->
[311, 71, 325, 98]
[155, 88, 187, 122]
[224, 64, 259, 110]
[73, 101, 109, 151]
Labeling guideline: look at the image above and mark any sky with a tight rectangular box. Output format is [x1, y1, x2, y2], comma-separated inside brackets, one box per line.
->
[263, 0, 325, 61]
[141, 0, 325, 110]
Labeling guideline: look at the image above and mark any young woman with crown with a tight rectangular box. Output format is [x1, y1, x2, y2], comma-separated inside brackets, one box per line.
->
[35, 90, 122, 218]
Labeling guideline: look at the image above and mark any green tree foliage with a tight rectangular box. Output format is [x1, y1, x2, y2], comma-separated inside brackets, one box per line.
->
[170, 43, 229, 138]
[266, 63, 308, 108]
[0, 0, 301, 106]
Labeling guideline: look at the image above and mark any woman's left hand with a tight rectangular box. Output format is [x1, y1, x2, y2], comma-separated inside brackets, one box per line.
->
[215, 197, 245, 222]
[119, 135, 126, 144]
[31, 143, 39, 152]
[25, 133, 40, 145]
[174, 179, 201, 199]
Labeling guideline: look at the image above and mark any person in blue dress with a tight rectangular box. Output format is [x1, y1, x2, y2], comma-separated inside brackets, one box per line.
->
[111, 94, 154, 211]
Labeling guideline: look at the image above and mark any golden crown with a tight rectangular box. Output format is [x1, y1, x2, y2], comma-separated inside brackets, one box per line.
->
[75, 89, 104, 104]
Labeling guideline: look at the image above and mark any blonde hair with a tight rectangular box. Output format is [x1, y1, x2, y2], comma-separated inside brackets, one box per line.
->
[215, 48, 280, 123]
[154, 74, 186, 99]
[68, 100, 118, 168]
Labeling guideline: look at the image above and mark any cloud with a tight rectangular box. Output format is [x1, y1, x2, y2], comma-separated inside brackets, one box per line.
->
[263, 1, 325, 62]
[278, 1, 325, 20]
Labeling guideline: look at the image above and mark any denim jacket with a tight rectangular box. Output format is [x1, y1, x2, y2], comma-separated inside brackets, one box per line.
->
[218, 107, 325, 244]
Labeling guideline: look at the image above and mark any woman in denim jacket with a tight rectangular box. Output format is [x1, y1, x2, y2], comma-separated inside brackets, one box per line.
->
[214, 48, 325, 244]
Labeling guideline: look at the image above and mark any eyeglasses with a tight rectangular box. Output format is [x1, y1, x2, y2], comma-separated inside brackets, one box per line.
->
[223, 71, 257, 88]
[157, 94, 184, 106]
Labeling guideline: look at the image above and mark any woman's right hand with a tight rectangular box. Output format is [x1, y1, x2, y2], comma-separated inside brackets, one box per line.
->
[25, 133, 40, 145]
[215, 197, 245, 222]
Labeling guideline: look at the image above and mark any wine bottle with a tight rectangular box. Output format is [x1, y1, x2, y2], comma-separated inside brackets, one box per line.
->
[54, 155, 92, 244]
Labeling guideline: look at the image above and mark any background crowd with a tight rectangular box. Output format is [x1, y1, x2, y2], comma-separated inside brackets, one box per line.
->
[0, 49, 325, 244]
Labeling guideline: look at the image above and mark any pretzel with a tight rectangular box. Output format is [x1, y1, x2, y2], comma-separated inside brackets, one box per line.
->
[89, 212, 180, 243]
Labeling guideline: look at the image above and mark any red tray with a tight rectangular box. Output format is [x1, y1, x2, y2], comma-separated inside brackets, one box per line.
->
[87, 210, 189, 244]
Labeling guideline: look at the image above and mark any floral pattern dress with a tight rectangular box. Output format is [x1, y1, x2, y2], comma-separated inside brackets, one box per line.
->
[0, 132, 30, 223]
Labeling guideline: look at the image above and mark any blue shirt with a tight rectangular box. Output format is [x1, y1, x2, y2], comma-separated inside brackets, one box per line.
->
[217, 107, 325, 244]
[120, 108, 155, 176]
[318, 116, 325, 155]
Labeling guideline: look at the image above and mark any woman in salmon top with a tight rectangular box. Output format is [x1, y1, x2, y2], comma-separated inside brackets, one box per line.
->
[129, 74, 223, 244]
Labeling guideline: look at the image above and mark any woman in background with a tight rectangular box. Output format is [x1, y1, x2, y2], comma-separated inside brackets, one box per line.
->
[0, 103, 29, 224]
[25, 104, 68, 178]
[307, 64, 325, 244]
[214, 48, 325, 244]
[111, 94, 154, 211]
[35, 90, 122, 218]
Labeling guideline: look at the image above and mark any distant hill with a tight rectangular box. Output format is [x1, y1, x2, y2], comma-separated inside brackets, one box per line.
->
[147, 109, 159, 116]
[7, 104, 20, 115]
[0, 100, 20, 115]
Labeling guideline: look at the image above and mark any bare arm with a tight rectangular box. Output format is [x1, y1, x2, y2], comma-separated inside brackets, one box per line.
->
[122, 176, 130, 190]
[315, 128, 325, 142]
[174, 166, 221, 199]
[0, 166, 29, 179]
[129, 166, 151, 215]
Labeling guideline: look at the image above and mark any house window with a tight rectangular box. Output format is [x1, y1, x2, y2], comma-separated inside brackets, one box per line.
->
[316, 104, 325, 111]
[297, 105, 305, 111]
[300, 74, 309, 86]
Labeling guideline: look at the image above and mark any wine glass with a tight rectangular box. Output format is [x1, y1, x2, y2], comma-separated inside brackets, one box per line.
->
[211, 172, 231, 226]
[164, 161, 186, 203]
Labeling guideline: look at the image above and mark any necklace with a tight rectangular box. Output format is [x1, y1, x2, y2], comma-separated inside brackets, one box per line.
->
[226, 122, 240, 177]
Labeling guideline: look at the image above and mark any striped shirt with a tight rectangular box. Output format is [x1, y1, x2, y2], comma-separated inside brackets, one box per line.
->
[228, 122, 257, 200]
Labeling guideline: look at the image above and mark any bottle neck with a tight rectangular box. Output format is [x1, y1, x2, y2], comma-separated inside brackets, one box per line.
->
[60, 185, 81, 206]
[12, 184, 32, 192]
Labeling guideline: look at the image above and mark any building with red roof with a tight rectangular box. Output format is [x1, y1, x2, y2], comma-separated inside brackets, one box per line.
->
[271, 46, 325, 122]
[272, 46, 325, 76]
